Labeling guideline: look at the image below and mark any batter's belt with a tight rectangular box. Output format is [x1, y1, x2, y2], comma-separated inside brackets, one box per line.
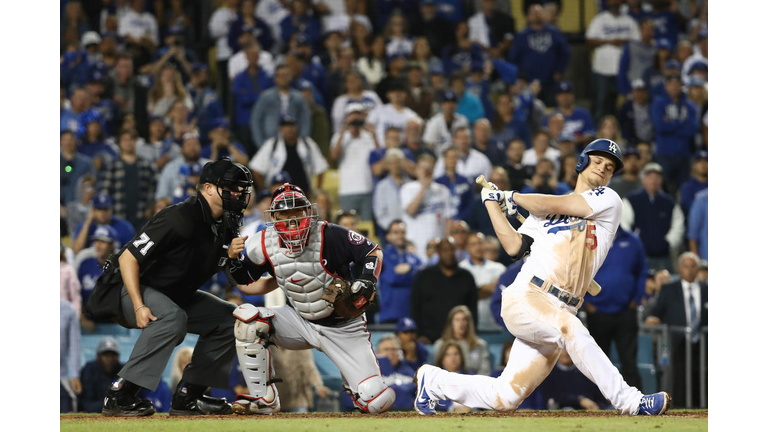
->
[530, 276, 583, 308]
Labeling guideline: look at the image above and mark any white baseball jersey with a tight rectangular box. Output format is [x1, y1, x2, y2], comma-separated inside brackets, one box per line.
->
[433, 148, 493, 181]
[423, 112, 470, 153]
[366, 104, 420, 145]
[399, 180, 455, 262]
[585, 12, 641, 76]
[515, 185, 622, 298]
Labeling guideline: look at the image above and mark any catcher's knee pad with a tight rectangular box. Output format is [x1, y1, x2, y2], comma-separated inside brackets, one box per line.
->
[233, 305, 280, 411]
[352, 375, 396, 414]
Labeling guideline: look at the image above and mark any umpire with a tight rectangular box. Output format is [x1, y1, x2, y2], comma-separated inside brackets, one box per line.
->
[85, 158, 254, 417]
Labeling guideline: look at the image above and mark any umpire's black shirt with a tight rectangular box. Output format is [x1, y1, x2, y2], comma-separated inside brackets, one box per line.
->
[116, 192, 233, 305]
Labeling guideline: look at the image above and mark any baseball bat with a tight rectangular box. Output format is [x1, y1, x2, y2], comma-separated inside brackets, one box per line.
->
[475, 175, 526, 224]
[475, 175, 602, 296]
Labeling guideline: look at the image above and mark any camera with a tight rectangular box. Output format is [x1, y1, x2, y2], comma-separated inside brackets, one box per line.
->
[348, 119, 365, 127]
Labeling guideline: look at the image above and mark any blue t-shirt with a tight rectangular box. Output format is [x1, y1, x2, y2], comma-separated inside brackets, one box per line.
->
[77, 256, 104, 306]
[74, 217, 136, 250]
[542, 107, 596, 143]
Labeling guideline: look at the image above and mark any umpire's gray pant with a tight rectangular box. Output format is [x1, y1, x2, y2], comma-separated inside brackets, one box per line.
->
[118, 286, 237, 391]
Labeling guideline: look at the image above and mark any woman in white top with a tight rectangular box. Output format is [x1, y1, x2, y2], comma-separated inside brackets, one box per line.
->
[330, 70, 383, 133]
[432, 305, 491, 376]
[147, 64, 194, 118]
[357, 35, 386, 87]
[384, 13, 413, 57]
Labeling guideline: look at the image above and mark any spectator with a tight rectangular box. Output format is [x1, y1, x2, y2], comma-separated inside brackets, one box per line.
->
[185, 64, 225, 142]
[521, 158, 572, 195]
[434, 305, 491, 376]
[441, 21, 484, 77]
[118, 0, 159, 67]
[61, 130, 95, 205]
[169, 347, 194, 392]
[636, 140, 654, 167]
[618, 79, 654, 146]
[299, 81, 332, 160]
[412, 0, 455, 58]
[404, 61, 434, 121]
[466, 166, 515, 237]
[250, 114, 328, 194]
[87, 65, 120, 137]
[372, 335, 417, 411]
[557, 153, 579, 192]
[468, 0, 516, 58]
[227, 0, 275, 58]
[284, 51, 326, 108]
[72, 193, 136, 254]
[622, 163, 684, 273]
[434, 147, 474, 223]
[136, 116, 180, 170]
[250, 65, 311, 150]
[208, 0, 239, 112]
[228, 25, 277, 81]
[66, 174, 97, 237]
[489, 90, 532, 150]
[645, 252, 708, 408]
[584, 226, 648, 391]
[61, 86, 91, 134]
[622, 0, 651, 22]
[597, 115, 626, 151]
[141, 24, 199, 83]
[586, 0, 640, 122]
[617, 18, 657, 97]
[378, 220, 423, 323]
[321, 33, 350, 94]
[434, 127, 492, 182]
[410, 238, 477, 343]
[543, 82, 596, 149]
[370, 127, 417, 181]
[98, 128, 157, 230]
[507, 4, 570, 107]
[155, 132, 208, 201]
[108, 53, 148, 120]
[232, 44, 274, 157]
[61, 1, 91, 52]
[687, 189, 708, 261]
[280, 0, 322, 51]
[270, 346, 332, 413]
[687, 76, 707, 150]
[330, 103, 378, 221]
[607, 147, 643, 198]
[395, 317, 430, 370]
[334, 209, 361, 233]
[650, 73, 699, 195]
[402, 117, 434, 160]
[200, 119, 250, 166]
[79, 337, 124, 413]
[78, 109, 119, 171]
[74, 224, 118, 313]
[60, 299, 82, 413]
[538, 350, 611, 410]
[331, 69, 383, 134]
[410, 36, 442, 78]
[472, 119, 507, 166]
[459, 232, 506, 332]
[642, 39, 674, 101]
[147, 65, 194, 118]
[384, 12, 414, 58]
[447, 219, 471, 264]
[424, 91, 469, 153]
[504, 139, 531, 192]
[449, 72, 485, 126]
[373, 150, 410, 238]
[679, 150, 708, 218]
[366, 79, 420, 145]
[682, 30, 708, 86]
[357, 34, 387, 87]
[647, 0, 685, 49]
[522, 130, 560, 171]
[490, 339, 514, 378]
[61, 245, 83, 321]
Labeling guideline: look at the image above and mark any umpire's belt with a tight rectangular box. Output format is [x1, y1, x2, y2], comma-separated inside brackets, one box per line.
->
[531, 276, 582, 308]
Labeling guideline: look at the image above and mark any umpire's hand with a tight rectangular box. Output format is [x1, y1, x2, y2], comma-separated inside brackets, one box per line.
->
[228, 236, 249, 259]
[136, 306, 157, 329]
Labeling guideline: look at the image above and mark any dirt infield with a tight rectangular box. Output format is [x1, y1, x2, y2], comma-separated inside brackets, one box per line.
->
[61, 410, 708, 421]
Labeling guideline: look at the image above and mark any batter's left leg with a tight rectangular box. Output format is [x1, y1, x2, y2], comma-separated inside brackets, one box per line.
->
[418, 338, 561, 412]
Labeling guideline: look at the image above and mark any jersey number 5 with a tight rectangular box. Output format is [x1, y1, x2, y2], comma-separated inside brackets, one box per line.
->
[586, 224, 597, 250]
[132, 233, 155, 256]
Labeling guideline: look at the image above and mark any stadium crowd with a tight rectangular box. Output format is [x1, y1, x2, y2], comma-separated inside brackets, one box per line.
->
[60, 0, 709, 413]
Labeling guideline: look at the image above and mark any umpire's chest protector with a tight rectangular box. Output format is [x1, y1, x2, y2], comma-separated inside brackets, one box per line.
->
[264, 222, 336, 320]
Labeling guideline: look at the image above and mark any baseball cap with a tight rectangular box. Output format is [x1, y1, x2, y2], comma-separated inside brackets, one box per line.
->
[655, 38, 672, 51]
[396, 317, 418, 333]
[91, 225, 118, 243]
[664, 59, 681, 70]
[631, 79, 647, 90]
[441, 90, 458, 103]
[556, 81, 574, 94]
[557, 131, 575, 142]
[189, 162, 203, 176]
[642, 162, 663, 175]
[279, 114, 297, 126]
[295, 34, 311, 47]
[210, 117, 230, 130]
[689, 76, 705, 88]
[192, 62, 208, 74]
[344, 102, 366, 115]
[97, 337, 120, 355]
[81, 31, 102, 47]
[270, 171, 292, 185]
[689, 61, 708, 73]
[428, 63, 444, 76]
[93, 193, 113, 210]
[167, 24, 185, 36]
[693, 150, 708, 161]
[624, 147, 640, 159]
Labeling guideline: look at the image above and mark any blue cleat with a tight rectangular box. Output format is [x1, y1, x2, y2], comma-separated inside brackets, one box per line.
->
[413, 366, 437, 415]
[637, 392, 671, 415]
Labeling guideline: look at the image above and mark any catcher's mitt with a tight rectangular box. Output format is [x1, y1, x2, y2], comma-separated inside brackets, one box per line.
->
[322, 278, 376, 318]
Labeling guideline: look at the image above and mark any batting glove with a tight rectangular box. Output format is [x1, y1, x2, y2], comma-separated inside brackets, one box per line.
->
[500, 190, 518, 217]
[481, 187, 502, 204]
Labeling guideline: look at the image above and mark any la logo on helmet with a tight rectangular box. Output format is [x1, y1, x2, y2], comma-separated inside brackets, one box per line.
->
[609, 142, 618, 153]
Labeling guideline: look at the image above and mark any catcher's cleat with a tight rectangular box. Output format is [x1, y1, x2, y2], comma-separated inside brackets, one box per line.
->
[636, 392, 671, 415]
[413, 365, 437, 415]
[102, 394, 156, 417]
[232, 393, 281, 415]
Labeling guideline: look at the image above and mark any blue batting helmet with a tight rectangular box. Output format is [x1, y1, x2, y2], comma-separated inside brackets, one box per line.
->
[575, 139, 624, 173]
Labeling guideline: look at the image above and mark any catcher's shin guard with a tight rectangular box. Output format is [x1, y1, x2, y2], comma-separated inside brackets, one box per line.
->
[350, 375, 396, 414]
[232, 304, 281, 415]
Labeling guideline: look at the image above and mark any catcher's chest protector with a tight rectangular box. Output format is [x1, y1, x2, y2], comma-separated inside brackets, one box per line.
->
[264, 222, 337, 320]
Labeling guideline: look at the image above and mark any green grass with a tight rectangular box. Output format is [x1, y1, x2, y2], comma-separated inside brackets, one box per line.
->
[61, 411, 708, 432]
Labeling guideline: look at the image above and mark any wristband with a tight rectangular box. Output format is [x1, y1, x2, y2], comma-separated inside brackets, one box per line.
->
[134, 305, 147, 313]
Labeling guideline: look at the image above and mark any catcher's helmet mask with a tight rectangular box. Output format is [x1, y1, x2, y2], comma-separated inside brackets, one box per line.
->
[265, 183, 319, 255]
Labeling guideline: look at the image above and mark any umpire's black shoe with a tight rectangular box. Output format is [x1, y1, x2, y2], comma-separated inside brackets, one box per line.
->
[102, 378, 156, 417]
[169, 381, 232, 416]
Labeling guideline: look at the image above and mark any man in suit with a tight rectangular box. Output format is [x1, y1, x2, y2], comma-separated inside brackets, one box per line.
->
[645, 252, 707, 408]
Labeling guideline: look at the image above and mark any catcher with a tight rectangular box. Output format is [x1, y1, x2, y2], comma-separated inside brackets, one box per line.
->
[225, 183, 394, 415]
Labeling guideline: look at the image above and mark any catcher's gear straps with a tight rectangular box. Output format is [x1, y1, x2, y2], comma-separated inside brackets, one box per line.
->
[353, 375, 396, 414]
[233, 305, 280, 405]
